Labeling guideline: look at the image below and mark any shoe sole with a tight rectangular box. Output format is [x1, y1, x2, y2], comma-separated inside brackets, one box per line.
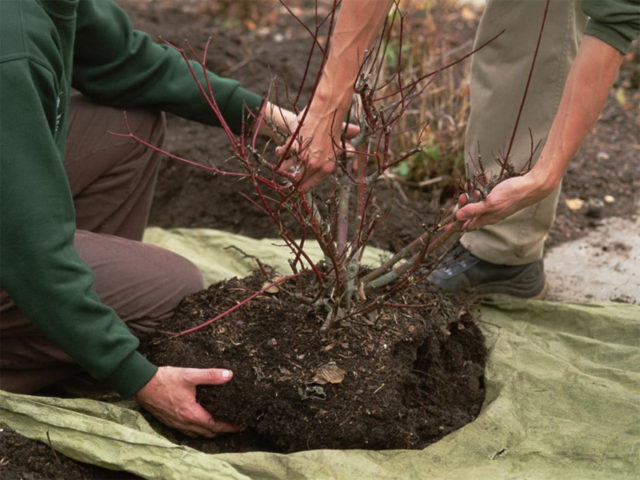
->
[473, 280, 549, 302]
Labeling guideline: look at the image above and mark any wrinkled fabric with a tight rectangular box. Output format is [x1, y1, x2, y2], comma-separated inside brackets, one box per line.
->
[142, 227, 392, 286]
[1, 229, 638, 479]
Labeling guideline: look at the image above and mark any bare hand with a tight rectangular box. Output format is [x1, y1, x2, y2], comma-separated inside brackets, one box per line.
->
[456, 172, 552, 229]
[276, 109, 360, 192]
[133, 366, 242, 438]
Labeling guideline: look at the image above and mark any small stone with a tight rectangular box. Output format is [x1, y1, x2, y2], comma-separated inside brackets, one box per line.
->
[596, 151, 610, 161]
[565, 198, 584, 211]
[604, 195, 615, 203]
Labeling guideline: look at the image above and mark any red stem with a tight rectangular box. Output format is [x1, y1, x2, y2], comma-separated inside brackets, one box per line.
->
[174, 274, 301, 337]
[500, 0, 550, 177]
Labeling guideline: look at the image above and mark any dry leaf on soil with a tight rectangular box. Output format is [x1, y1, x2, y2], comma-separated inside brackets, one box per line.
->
[312, 362, 346, 385]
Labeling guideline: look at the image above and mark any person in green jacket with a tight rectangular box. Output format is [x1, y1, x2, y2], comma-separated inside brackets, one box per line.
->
[0, 0, 295, 437]
[278, 0, 639, 298]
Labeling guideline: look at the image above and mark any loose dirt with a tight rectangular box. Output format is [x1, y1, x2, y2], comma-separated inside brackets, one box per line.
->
[141, 273, 485, 453]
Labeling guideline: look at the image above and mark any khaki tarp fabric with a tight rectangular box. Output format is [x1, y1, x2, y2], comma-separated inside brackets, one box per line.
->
[142, 227, 392, 286]
[1, 228, 638, 479]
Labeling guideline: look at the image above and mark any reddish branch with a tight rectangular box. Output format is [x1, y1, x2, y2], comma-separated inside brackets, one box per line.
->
[121, 1, 545, 331]
[501, 0, 550, 176]
[173, 274, 301, 337]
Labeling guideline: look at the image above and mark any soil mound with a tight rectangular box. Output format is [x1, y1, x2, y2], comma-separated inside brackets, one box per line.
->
[143, 273, 486, 453]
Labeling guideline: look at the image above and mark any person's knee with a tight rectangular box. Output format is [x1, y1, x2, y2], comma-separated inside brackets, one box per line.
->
[169, 253, 205, 299]
[147, 252, 204, 325]
[77, 231, 204, 326]
[121, 250, 204, 333]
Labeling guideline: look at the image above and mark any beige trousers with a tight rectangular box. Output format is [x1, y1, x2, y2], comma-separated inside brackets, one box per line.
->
[0, 94, 204, 393]
[461, 0, 587, 265]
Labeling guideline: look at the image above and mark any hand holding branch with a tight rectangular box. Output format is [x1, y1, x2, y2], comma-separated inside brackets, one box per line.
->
[276, 0, 393, 191]
[456, 170, 552, 229]
[457, 36, 624, 230]
[276, 108, 360, 190]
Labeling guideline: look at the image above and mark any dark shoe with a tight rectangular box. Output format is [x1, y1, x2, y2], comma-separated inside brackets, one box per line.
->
[426, 243, 547, 299]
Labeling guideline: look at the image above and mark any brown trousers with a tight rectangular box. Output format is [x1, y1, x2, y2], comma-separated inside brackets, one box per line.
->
[0, 94, 204, 393]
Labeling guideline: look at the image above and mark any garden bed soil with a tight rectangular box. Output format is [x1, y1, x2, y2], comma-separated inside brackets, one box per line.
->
[141, 273, 486, 453]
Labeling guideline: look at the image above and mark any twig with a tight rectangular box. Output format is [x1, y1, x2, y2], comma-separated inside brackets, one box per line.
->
[174, 274, 301, 337]
[46, 431, 61, 464]
[500, 0, 550, 176]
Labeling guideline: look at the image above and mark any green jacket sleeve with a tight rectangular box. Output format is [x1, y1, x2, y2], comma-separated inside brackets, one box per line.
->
[582, 0, 640, 54]
[0, 59, 157, 399]
[72, 0, 263, 134]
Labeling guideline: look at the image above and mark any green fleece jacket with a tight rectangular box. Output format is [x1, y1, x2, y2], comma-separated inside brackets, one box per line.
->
[582, 0, 640, 53]
[0, 0, 261, 397]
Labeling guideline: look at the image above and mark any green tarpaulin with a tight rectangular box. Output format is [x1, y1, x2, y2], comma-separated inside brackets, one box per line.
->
[1, 228, 638, 479]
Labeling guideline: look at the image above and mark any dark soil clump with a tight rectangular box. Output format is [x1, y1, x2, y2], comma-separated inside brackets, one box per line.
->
[142, 273, 486, 453]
